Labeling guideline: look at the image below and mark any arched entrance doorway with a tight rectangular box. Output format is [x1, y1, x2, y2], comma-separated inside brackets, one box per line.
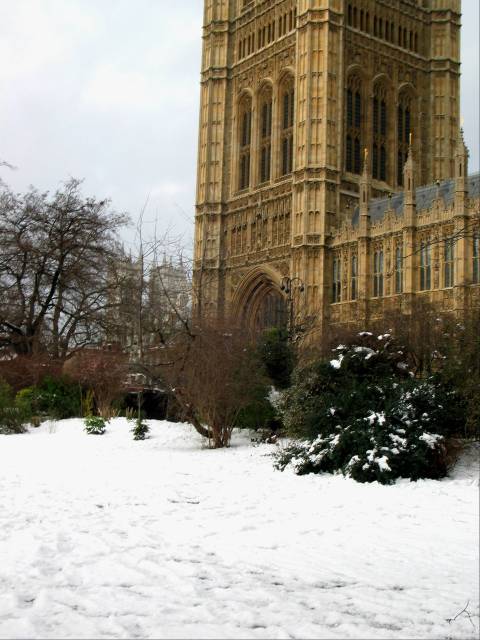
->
[252, 289, 287, 331]
[232, 267, 287, 332]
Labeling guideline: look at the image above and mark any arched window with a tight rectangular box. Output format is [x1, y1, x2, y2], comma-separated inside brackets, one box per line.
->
[444, 237, 454, 288]
[280, 77, 294, 176]
[397, 92, 413, 186]
[238, 94, 252, 190]
[420, 241, 431, 290]
[395, 244, 403, 293]
[372, 84, 388, 181]
[258, 85, 273, 183]
[332, 254, 342, 303]
[345, 75, 362, 174]
[351, 254, 358, 300]
[473, 233, 480, 284]
[373, 249, 384, 297]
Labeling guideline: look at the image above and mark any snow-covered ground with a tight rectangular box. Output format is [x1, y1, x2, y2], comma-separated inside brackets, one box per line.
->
[0, 419, 478, 640]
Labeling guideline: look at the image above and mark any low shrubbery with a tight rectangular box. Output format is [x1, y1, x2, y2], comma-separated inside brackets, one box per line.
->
[275, 333, 466, 484]
[0, 380, 28, 434]
[84, 415, 106, 435]
[131, 417, 150, 440]
[15, 376, 81, 421]
[234, 382, 278, 431]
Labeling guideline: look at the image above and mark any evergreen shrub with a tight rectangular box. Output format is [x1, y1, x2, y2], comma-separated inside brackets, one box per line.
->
[84, 415, 106, 435]
[131, 417, 150, 440]
[275, 332, 465, 484]
[16, 376, 81, 420]
[259, 328, 296, 389]
[234, 382, 277, 431]
[0, 380, 27, 434]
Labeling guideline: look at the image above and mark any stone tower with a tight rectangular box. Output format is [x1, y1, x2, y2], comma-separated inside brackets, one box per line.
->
[194, 0, 463, 334]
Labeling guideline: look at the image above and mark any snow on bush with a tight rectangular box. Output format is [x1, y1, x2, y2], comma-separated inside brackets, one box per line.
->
[275, 332, 465, 484]
[84, 415, 106, 435]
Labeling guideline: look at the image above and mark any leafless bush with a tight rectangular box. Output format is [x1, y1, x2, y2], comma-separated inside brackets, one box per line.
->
[140, 321, 264, 448]
[0, 354, 63, 392]
[63, 346, 128, 418]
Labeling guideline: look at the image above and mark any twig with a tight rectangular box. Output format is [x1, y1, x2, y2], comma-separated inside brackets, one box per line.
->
[446, 600, 476, 630]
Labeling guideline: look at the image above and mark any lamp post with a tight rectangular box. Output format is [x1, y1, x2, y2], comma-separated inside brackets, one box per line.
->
[280, 276, 305, 340]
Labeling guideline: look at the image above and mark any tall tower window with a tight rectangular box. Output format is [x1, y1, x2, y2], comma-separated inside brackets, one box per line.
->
[420, 241, 431, 290]
[372, 84, 388, 181]
[395, 244, 404, 294]
[474, 233, 480, 284]
[444, 237, 455, 288]
[397, 93, 413, 186]
[259, 86, 273, 183]
[351, 254, 358, 300]
[280, 78, 294, 176]
[238, 95, 252, 190]
[333, 255, 342, 303]
[373, 249, 384, 297]
[345, 76, 362, 174]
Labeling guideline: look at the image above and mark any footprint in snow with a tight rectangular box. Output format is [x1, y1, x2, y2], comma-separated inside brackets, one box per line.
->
[168, 497, 200, 505]
[17, 595, 36, 608]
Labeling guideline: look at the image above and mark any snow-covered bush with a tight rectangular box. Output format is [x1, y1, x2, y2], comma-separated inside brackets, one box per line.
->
[275, 333, 465, 484]
[84, 415, 106, 435]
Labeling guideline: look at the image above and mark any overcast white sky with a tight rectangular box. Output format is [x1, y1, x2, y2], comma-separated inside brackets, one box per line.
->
[1, 0, 478, 248]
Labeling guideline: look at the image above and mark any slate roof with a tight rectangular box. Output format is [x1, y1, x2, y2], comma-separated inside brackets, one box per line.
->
[352, 173, 480, 227]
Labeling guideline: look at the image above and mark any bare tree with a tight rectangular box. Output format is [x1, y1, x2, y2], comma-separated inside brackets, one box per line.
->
[0, 179, 128, 359]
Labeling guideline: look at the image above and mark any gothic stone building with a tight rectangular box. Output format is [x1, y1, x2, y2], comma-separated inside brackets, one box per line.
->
[193, 0, 480, 338]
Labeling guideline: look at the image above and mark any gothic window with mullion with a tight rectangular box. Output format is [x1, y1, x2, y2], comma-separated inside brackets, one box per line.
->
[373, 248, 384, 297]
[238, 95, 252, 191]
[474, 232, 480, 284]
[444, 236, 455, 288]
[397, 92, 413, 186]
[395, 243, 404, 294]
[345, 75, 362, 174]
[280, 79, 294, 176]
[332, 254, 342, 303]
[419, 240, 431, 291]
[259, 87, 273, 184]
[372, 84, 388, 182]
[350, 254, 358, 301]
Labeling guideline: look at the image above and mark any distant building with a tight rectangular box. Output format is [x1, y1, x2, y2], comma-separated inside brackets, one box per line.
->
[109, 253, 190, 358]
[193, 0, 479, 339]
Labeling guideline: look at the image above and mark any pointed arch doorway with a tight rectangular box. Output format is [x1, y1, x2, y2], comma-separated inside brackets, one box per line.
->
[232, 267, 288, 332]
